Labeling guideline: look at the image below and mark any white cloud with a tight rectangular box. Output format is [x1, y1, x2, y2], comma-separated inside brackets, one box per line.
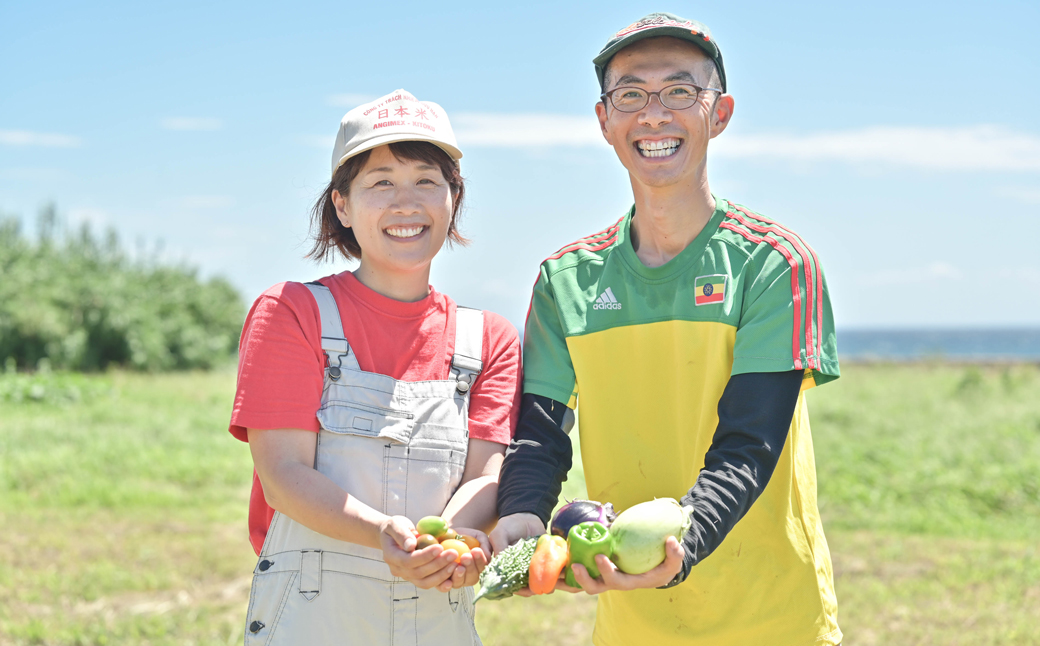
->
[453, 113, 605, 148]
[714, 125, 1040, 172]
[924, 261, 961, 279]
[299, 116, 1040, 174]
[180, 195, 234, 209]
[300, 115, 603, 150]
[160, 117, 222, 131]
[327, 93, 377, 108]
[300, 135, 335, 149]
[996, 186, 1040, 205]
[996, 265, 1040, 287]
[858, 261, 963, 287]
[0, 129, 81, 147]
[0, 167, 65, 180]
[68, 207, 111, 227]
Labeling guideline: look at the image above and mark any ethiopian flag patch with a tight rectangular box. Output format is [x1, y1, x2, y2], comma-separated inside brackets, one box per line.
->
[694, 274, 727, 305]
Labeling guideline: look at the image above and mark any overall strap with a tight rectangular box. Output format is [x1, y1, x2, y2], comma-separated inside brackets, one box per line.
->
[304, 282, 360, 378]
[451, 307, 484, 395]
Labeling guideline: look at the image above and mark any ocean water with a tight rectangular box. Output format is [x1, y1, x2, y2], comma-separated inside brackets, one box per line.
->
[837, 328, 1040, 361]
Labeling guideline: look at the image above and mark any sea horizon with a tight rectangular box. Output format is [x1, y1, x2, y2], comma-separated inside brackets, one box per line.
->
[837, 327, 1040, 362]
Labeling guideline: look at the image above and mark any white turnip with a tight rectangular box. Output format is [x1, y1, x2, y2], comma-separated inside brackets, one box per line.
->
[609, 498, 693, 574]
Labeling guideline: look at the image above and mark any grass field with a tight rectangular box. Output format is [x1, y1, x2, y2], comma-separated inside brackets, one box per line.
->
[2, 364, 1039, 645]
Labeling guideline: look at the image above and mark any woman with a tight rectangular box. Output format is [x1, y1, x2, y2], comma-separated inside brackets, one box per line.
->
[228, 89, 521, 645]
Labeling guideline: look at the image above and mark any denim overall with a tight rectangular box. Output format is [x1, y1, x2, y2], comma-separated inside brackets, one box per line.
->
[243, 283, 484, 646]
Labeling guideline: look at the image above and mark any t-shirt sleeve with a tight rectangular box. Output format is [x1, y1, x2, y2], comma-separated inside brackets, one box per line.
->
[467, 311, 522, 445]
[521, 264, 578, 407]
[228, 282, 326, 442]
[731, 243, 840, 387]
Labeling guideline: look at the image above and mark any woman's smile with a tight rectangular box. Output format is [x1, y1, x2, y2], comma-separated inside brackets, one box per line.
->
[384, 224, 428, 239]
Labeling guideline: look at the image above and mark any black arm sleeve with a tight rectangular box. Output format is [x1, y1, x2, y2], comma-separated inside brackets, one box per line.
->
[496, 394, 573, 525]
[663, 369, 804, 588]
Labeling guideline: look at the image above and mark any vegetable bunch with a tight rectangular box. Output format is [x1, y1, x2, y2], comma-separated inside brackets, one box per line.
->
[414, 515, 480, 563]
[474, 497, 694, 601]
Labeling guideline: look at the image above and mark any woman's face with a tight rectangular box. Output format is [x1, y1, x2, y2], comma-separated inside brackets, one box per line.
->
[334, 144, 454, 282]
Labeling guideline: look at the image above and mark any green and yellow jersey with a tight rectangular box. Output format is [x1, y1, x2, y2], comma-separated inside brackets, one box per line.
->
[523, 197, 842, 646]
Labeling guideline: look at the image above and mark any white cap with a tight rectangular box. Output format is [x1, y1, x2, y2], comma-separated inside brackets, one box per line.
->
[331, 89, 462, 176]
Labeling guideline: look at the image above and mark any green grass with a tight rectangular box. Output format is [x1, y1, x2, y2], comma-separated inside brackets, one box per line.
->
[0, 369, 255, 644]
[2, 364, 1039, 645]
[811, 363, 1040, 540]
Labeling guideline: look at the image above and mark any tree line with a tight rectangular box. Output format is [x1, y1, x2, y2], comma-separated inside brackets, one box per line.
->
[0, 206, 244, 371]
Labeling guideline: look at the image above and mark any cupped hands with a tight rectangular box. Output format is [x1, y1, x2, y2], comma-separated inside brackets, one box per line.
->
[379, 516, 490, 592]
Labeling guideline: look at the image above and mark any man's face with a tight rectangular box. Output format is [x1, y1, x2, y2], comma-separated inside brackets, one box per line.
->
[595, 37, 732, 191]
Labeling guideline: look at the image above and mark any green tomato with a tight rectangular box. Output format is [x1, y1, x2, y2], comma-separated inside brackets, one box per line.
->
[416, 516, 449, 538]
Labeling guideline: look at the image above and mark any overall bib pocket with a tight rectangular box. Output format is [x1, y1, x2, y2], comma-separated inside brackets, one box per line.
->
[317, 399, 415, 442]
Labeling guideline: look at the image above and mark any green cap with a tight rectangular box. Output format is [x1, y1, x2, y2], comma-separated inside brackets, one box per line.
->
[593, 12, 727, 93]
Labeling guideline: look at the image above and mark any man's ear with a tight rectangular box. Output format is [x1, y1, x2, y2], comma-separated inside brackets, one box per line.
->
[332, 189, 351, 228]
[709, 95, 735, 139]
[595, 101, 613, 145]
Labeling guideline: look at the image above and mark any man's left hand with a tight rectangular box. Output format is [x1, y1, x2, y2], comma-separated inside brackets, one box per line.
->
[562, 535, 684, 594]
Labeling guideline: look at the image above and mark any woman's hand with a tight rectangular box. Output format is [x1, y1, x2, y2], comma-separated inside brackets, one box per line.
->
[379, 516, 459, 590]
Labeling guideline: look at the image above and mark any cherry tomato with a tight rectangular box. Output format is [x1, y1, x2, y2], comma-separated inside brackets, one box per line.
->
[439, 539, 471, 564]
[457, 534, 480, 550]
[415, 534, 440, 550]
[438, 529, 459, 543]
[416, 516, 449, 538]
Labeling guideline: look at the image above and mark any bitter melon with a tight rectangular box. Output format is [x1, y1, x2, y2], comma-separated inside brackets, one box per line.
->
[473, 536, 538, 602]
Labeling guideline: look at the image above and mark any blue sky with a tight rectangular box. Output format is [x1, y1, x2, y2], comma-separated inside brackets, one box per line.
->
[2, 0, 1039, 332]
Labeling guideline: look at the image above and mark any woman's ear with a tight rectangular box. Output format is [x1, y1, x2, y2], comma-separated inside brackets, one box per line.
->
[331, 189, 350, 228]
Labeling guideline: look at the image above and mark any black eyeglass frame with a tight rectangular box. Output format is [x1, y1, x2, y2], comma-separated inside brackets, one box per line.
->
[600, 83, 724, 113]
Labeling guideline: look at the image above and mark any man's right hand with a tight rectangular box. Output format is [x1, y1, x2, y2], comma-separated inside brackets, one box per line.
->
[489, 512, 546, 554]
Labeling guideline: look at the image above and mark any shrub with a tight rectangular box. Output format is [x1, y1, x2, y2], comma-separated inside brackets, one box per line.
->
[0, 207, 245, 371]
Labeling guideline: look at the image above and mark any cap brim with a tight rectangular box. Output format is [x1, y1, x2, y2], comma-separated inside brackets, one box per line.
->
[594, 27, 725, 92]
[334, 132, 463, 174]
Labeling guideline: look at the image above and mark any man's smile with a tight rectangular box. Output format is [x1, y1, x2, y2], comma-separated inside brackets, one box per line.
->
[635, 137, 682, 158]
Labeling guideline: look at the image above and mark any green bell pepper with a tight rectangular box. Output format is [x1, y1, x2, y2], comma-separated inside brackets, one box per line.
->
[564, 521, 612, 587]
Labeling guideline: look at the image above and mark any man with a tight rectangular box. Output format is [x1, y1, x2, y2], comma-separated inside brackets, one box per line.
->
[489, 12, 842, 646]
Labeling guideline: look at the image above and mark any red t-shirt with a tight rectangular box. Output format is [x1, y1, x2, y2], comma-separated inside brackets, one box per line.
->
[229, 271, 522, 554]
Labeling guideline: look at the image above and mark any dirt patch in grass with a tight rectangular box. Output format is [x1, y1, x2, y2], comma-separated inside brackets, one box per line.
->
[831, 530, 1040, 645]
[0, 510, 256, 645]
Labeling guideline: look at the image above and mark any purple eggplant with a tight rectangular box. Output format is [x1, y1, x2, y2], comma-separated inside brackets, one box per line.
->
[550, 499, 617, 538]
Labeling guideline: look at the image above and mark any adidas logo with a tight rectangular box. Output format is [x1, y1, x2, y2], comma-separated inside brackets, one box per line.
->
[593, 287, 622, 310]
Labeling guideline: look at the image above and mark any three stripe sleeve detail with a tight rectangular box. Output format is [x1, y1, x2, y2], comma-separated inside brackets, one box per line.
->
[721, 206, 824, 371]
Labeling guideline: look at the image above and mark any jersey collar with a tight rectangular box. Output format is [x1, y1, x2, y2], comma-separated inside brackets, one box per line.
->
[616, 196, 728, 281]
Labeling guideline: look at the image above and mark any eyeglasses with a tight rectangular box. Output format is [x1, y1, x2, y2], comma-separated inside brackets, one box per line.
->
[600, 83, 723, 113]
